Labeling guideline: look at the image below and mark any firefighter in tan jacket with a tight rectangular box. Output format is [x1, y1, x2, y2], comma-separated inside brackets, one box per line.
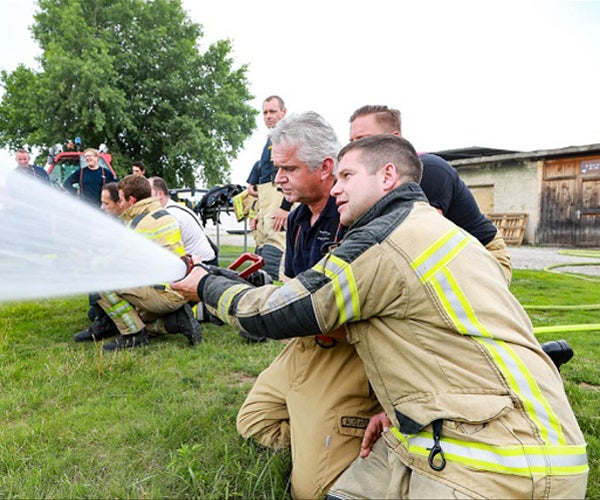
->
[173, 135, 587, 499]
[75, 175, 202, 351]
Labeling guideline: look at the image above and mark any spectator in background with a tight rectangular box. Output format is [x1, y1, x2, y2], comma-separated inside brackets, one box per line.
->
[149, 176, 218, 265]
[132, 160, 146, 177]
[100, 182, 123, 217]
[247, 95, 293, 281]
[14, 148, 51, 184]
[63, 148, 117, 207]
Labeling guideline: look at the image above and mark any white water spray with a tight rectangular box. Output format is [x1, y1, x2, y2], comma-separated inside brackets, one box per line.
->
[0, 165, 186, 302]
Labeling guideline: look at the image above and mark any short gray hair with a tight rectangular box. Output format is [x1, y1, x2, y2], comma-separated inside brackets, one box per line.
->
[270, 111, 341, 171]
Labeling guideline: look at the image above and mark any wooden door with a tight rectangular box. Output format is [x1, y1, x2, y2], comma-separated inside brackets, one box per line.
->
[540, 156, 600, 246]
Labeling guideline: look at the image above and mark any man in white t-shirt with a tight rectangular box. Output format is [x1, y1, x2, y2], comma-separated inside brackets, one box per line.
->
[149, 176, 218, 265]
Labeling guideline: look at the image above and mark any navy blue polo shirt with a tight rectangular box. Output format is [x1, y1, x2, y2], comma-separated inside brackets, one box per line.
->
[246, 139, 278, 185]
[284, 195, 344, 278]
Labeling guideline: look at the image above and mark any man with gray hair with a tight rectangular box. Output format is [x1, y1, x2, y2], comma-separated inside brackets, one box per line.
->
[235, 112, 381, 499]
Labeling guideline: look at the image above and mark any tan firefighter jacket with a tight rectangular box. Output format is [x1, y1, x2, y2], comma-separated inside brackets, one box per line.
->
[121, 197, 184, 257]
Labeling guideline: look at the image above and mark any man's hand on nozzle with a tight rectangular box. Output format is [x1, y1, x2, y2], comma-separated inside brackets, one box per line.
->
[171, 255, 208, 302]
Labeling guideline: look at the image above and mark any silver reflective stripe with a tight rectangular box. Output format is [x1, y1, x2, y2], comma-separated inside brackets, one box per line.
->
[434, 268, 491, 338]
[266, 281, 302, 310]
[103, 291, 138, 331]
[478, 337, 562, 445]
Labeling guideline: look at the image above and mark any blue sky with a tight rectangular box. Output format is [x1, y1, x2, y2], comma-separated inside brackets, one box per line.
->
[1, 0, 599, 186]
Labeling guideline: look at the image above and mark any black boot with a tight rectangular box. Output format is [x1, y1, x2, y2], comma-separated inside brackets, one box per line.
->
[87, 304, 101, 322]
[74, 311, 119, 342]
[541, 339, 574, 372]
[102, 329, 149, 351]
[164, 304, 203, 346]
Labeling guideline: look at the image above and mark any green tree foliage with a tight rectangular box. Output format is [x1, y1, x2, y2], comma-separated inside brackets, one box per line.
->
[0, 0, 257, 186]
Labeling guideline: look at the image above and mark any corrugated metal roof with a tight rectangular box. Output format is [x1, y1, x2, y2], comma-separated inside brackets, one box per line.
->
[432, 144, 600, 166]
[432, 146, 520, 161]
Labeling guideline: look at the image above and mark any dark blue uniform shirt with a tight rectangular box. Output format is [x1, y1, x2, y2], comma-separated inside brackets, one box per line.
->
[284, 195, 344, 278]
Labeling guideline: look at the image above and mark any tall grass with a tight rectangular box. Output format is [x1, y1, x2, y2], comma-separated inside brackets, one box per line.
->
[0, 268, 598, 498]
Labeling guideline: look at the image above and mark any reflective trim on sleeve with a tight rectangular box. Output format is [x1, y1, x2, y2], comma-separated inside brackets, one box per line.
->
[390, 427, 588, 477]
[410, 229, 566, 446]
[216, 284, 249, 323]
[312, 254, 360, 325]
[265, 281, 301, 310]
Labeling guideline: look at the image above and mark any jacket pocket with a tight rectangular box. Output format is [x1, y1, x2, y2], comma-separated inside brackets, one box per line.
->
[393, 392, 515, 434]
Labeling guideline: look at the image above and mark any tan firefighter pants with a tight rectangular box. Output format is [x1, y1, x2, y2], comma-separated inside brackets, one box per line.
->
[236, 336, 381, 499]
[98, 285, 187, 335]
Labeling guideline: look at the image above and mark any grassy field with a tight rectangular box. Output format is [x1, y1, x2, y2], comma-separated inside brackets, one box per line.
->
[0, 267, 598, 498]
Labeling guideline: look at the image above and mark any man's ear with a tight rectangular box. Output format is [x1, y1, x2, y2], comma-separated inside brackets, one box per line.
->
[320, 157, 335, 179]
[381, 162, 399, 191]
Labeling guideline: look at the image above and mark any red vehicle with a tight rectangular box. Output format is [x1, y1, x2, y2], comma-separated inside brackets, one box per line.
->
[45, 139, 116, 187]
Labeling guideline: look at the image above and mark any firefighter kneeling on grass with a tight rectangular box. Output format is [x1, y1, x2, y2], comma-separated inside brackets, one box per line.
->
[172, 135, 588, 499]
[75, 175, 202, 351]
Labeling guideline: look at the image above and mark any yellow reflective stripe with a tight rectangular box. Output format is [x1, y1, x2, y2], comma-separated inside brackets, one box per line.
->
[411, 228, 470, 282]
[135, 222, 185, 256]
[103, 291, 140, 332]
[411, 241, 566, 446]
[136, 221, 180, 241]
[477, 337, 566, 445]
[313, 254, 360, 325]
[431, 267, 492, 338]
[391, 427, 587, 476]
[216, 284, 248, 322]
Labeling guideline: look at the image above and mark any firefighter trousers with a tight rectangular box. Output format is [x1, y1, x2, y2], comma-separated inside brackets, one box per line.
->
[236, 336, 381, 499]
[98, 285, 187, 335]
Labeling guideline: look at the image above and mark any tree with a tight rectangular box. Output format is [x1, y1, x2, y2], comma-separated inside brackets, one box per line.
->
[0, 0, 257, 187]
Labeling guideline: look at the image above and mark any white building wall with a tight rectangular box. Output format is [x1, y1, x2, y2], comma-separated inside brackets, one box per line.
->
[456, 160, 540, 244]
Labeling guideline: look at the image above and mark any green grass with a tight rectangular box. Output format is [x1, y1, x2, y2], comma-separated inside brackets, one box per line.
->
[0, 297, 291, 498]
[0, 268, 598, 497]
